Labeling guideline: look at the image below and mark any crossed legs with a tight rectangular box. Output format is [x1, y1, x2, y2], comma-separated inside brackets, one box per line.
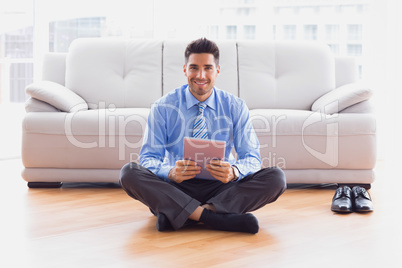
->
[119, 162, 286, 233]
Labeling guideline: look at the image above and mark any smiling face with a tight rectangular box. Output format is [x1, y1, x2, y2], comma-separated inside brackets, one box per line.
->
[183, 53, 220, 102]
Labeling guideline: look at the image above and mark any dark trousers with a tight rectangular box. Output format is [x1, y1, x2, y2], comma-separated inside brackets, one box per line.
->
[119, 162, 287, 230]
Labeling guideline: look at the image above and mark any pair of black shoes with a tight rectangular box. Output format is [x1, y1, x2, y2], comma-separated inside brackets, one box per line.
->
[331, 186, 373, 213]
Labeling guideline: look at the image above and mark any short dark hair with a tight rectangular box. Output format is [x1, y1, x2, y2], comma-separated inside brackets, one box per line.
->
[184, 38, 220, 65]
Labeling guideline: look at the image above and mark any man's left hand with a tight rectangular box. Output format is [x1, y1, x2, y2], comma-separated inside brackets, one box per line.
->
[206, 159, 236, 183]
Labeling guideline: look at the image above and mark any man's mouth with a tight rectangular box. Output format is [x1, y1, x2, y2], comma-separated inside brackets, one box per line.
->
[194, 80, 208, 86]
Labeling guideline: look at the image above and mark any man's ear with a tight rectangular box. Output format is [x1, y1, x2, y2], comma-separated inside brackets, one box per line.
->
[216, 65, 221, 75]
[183, 64, 187, 77]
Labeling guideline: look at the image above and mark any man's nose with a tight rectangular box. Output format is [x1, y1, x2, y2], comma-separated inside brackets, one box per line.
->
[196, 69, 205, 79]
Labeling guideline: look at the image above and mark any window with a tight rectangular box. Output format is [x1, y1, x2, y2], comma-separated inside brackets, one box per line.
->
[275, 7, 295, 16]
[4, 27, 33, 58]
[304, 25, 317, 40]
[326, 25, 340, 41]
[226, 26, 237, 39]
[300, 6, 318, 16]
[10, 63, 32, 102]
[320, 6, 335, 15]
[347, 44, 362, 56]
[341, 5, 358, 15]
[208, 26, 219, 40]
[237, 8, 252, 16]
[221, 8, 236, 17]
[49, 17, 105, 52]
[283, 25, 297, 40]
[243, 25, 256, 40]
[0, 0, 33, 103]
[328, 44, 340, 56]
[348, 24, 362, 41]
[356, 4, 366, 14]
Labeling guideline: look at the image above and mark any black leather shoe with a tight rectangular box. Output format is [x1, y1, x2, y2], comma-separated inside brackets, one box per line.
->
[156, 213, 173, 231]
[156, 213, 197, 231]
[352, 186, 374, 213]
[331, 186, 353, 213]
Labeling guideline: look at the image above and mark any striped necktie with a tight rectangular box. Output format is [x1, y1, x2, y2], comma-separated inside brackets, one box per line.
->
[192, 102, 208, 139]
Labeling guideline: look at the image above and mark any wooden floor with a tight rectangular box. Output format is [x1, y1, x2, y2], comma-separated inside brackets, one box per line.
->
[1, 158, 401, 268]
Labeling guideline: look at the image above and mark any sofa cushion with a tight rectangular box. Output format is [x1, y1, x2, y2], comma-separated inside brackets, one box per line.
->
[26, 81, 88, 112]
[23, 108, 149, 136]
[238, 41, 336, 110]
[65, 38, 163, 109]
[334, 56, 358, 87]
[42, 52, 67, 86]
[311, 83, 372, 114]
[22, 108, 150, 168]
[250, 109, 376, 169]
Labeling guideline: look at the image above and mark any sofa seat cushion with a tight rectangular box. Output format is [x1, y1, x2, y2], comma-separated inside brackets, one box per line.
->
[22, 108, 149, 169]
[250, 109, 376, 170]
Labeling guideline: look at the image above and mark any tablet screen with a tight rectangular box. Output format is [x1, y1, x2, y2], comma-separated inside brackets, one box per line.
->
[183, 137, 226, 180]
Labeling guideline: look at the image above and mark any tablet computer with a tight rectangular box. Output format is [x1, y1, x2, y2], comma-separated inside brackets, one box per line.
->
[183, 137, 226, 180]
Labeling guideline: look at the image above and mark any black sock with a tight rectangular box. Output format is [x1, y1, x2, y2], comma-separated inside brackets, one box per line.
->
[199, 209, 259, 234]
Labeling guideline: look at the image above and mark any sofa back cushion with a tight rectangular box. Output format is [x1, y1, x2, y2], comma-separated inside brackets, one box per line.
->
[238, 41, 336, 110]
[334, 56, 358, 87]
[163, 40, 239, 96]
[65, 38, 163, 109]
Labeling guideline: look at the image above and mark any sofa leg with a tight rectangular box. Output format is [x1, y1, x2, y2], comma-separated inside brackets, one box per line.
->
[27, 182, 63, 188]
[338, 183, 371, 190]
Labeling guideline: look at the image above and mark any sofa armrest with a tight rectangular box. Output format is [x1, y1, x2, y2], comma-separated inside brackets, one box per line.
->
[25, 81, 88, 112]
[311, 83, 373, 114]
[25, 97, 61, 112]
[339, 99, 375, 114]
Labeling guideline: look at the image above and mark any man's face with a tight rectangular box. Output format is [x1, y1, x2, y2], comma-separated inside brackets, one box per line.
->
[183, 53, 220, 102]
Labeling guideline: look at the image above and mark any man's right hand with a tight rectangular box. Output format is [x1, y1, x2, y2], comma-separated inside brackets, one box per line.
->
[168, 160, 201, 183]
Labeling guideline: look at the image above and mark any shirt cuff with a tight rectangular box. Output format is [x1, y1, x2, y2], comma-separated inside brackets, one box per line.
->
[234, 161, 259, 181]
[157, 165, 173, 182]
[232, 165, 241, 182]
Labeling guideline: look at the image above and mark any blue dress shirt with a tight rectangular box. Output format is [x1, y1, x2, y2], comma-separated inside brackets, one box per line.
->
[139, 85, 261, 181]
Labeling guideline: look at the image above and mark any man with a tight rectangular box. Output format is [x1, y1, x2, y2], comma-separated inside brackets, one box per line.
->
[120, 38, 286, 234]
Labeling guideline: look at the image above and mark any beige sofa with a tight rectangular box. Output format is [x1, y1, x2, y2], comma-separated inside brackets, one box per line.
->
[22, 38, 376, 188]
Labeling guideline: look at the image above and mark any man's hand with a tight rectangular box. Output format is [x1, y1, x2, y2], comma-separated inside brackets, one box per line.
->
[168, 160, 201, 183]
[206, 159, 236, 183]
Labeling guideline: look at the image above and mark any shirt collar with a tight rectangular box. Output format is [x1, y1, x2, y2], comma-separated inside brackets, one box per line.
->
[185, 85, 217, 110]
